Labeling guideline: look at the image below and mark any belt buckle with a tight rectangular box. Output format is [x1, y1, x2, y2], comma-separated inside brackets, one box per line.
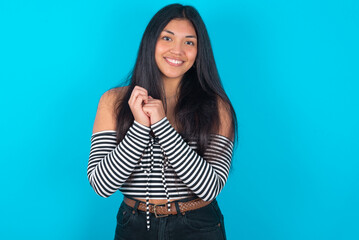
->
[153, 204, 169, 218]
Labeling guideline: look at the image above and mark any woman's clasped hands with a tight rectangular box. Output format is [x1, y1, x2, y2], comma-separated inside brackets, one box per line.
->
[128, 85, 166, 127]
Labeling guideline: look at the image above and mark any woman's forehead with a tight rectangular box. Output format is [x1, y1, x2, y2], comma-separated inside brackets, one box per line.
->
[162, 19, 197, 37]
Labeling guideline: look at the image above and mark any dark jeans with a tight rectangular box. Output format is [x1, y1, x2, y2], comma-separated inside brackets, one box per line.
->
[114, 197, 226, 240]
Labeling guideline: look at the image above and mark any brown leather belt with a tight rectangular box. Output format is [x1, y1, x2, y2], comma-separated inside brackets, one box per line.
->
[123, 197, 212, 218]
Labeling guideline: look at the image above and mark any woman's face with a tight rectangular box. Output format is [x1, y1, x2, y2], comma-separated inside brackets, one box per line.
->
[155, 19, 198, 83]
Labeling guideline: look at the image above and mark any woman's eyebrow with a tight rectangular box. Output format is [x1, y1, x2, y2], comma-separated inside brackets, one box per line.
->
[163, 30, 197, 38]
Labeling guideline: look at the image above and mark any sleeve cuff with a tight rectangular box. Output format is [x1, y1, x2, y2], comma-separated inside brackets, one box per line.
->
[151, 116, 176, 143]
[127, 120, 151, 142]
[151, 116, 168, 128]
[133, 120, 151, 131]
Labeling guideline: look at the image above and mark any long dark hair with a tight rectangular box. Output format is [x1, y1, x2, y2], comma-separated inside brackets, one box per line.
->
[113, 3, 238, 158]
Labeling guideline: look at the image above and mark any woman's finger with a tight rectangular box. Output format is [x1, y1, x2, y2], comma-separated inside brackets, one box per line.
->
[129, 90, 148, 106]
[130, 86, 148, 100]
[133, 94, 148, 108]
[133, 85, 148, 93]
[130, 85, 147, 97]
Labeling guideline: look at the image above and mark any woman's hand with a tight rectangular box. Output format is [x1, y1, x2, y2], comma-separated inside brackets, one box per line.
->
[143, 96, 166, 125]
[128, 86, 150, 127]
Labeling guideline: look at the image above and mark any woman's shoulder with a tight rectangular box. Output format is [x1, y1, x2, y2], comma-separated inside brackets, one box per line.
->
[101, 86, 130, 103]
[92, 86, 129, 134]
[217, 95, 231, 112]
[216, 95, 234, 142]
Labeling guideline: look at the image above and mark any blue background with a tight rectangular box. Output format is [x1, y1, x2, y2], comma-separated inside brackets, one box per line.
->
[1, 0, 358, 239]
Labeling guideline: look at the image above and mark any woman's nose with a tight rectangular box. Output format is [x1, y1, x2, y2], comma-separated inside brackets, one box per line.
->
[169, 41, 183, 55]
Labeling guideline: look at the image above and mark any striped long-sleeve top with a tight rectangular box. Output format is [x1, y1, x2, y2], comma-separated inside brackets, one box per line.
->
[87, 116, 234, 202]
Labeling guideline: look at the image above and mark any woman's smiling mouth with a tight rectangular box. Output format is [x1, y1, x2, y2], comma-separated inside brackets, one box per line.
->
[164, 57, 184, 66]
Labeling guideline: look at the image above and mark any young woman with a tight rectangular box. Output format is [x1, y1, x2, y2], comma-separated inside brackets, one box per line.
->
[87, 3, 238, 240]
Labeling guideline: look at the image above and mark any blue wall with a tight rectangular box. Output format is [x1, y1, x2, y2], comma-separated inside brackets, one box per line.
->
[1, 0, 358, 239]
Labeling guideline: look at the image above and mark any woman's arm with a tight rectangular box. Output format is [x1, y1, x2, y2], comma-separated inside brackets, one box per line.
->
[87, 122, 150, 198]
[151, 99, 234, 201]
[87, 88, 151, 198]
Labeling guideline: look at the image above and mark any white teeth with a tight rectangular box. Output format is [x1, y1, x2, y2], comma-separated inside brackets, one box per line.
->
[166, 58, 183, 64]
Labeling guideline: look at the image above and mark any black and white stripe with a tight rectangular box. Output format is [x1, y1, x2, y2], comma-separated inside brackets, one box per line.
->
[87, 117, 234, 202]
[150, 117, 233, 201]
[87, 121, 151, 198]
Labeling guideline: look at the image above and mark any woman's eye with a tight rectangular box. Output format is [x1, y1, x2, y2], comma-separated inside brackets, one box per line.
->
[162, 36, 171, 41]
[186, 41, 195, 46]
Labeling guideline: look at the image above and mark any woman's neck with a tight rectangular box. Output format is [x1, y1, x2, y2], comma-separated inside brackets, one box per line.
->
[163, 77, 181, 99]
